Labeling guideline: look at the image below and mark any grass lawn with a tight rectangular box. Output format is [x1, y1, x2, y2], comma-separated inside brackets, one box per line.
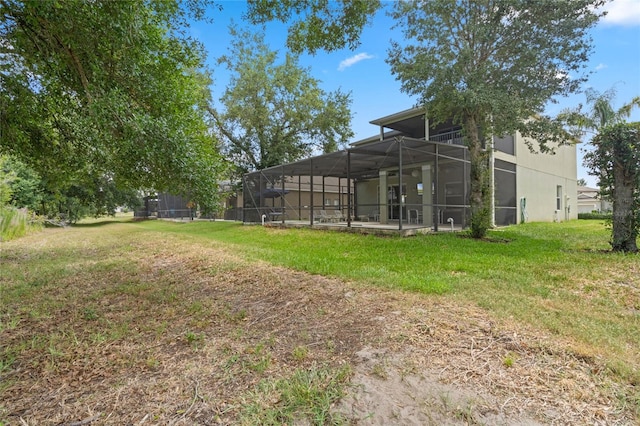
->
[1, 217, 638, 423]
[137, 219, 639, 384]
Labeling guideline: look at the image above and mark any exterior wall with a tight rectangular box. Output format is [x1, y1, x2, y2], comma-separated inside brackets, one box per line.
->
[577, 199, 601, 214]
[240, 108, 580, 226]
[500, 134, 578, 222]
[355, 179, 379, 218]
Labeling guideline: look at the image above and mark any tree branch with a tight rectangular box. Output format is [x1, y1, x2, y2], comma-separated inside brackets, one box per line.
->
[206, 105, 258, 169]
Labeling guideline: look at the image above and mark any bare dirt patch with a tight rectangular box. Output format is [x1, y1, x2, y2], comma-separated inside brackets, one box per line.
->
[1, 224, 636, 425]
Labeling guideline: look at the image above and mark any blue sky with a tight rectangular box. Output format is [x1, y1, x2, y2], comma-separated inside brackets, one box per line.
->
[192, 1, 640, 186]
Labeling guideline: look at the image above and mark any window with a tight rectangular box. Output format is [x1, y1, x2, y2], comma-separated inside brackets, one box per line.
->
[494, 135, 515, 155]
[556, 186, 562, 210]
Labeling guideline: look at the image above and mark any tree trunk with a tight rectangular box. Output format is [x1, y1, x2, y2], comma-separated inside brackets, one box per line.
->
[462, 113, 491, 239]
[611, 160, 638, 252]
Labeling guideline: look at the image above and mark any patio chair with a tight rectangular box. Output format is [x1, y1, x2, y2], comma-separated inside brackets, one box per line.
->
[320, 210, 333, 223]
[313, 210, 324, 222]
[369, 210, 380, 222]
[408, 209, 420, 224]
[333, 210, 345, 222]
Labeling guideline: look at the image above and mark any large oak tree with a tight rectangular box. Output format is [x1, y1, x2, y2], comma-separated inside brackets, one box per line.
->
[0, 0, 226, 214]
[209, 28, 353, 174]
[387, 0, 604, 237]
[246, 0, 380, 54]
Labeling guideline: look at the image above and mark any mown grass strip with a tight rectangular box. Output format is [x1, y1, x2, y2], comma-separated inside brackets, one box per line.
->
[133, 219, 639, 388]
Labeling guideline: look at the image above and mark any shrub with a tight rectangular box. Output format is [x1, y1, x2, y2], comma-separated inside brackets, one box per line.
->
[578, 212, 613, 220]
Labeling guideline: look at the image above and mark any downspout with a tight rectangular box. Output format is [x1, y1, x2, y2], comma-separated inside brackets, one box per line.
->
[424, 114, 430, 141]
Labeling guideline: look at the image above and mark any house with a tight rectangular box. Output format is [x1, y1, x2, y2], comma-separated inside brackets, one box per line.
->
[242, 107, 578, 230]
[134, 193, 193, 219]
[577, 186, 611, 213]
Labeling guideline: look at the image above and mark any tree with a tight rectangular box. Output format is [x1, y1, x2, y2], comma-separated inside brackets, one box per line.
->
[561, 88, 640, 131]
[562, 88, 640, 252]
[585, 123, 639, 252]
[577, 178, 588, 187]
[246, 0, 380, 54]
[387, 0, 604, 238]
[0, 155, 43, 211]
[209, 28, 353, 174]
[0, 0, 226, 214]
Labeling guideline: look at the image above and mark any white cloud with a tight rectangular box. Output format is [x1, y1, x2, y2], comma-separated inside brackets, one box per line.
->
[595, 63, 608, 71]
[338, 53, 374, 71]
[600, 0, 640, 26]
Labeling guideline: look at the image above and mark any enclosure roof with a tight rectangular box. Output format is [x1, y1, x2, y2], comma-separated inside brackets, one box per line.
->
[246, 136, 467, 181]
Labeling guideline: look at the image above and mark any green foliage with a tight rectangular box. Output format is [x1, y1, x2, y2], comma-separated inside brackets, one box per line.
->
[561, 88, 640, 134]
[578, 212, 612, 220]
[564, 89, 640, 252]
[0, 0, 226, 213]
[0, 157, 15, 205]
[240, 365, 351, 425]
[387, 0, 604, 238]
[246, 0, 380, 54]
[585, 122, 640, 252]
[210, 28, 353, 174]
[0, 206, 42, 241]
[0, 156, 43, 211]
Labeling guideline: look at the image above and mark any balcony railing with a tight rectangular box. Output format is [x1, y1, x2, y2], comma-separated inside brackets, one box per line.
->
[429, 129, 464, 146]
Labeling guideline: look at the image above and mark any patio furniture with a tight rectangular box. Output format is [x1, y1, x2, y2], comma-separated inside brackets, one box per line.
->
[369, 210, 380, 222]
[408, 209, 421, 224]
[333, 210, 345, 222]
[320, 210, 333, 223]
[269, 209, 286, 221]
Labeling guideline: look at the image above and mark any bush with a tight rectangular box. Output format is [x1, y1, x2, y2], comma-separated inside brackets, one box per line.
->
[578, 212, 612, 220]
[0, 206, 43, 241]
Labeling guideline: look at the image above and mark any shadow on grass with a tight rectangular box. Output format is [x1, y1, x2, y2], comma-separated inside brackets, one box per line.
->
[71, 218, 138, 228]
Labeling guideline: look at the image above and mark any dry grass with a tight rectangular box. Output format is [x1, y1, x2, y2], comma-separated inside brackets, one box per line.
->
[0, 221, 637, 425]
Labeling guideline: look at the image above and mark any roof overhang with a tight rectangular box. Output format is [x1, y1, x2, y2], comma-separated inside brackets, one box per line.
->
[369, 107, 427, 139]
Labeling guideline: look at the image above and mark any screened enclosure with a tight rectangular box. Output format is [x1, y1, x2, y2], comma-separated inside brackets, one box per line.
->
[242, 107, 518, 231]
[241, 135, 516, 231]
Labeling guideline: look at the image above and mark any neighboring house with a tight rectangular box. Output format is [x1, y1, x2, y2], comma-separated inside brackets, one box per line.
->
[243, 106, 578, 230]
[577, 186, 611, 213]
[135, 193, 193, 219]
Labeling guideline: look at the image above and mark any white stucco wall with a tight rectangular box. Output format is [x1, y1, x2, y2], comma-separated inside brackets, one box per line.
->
[499, 134, 578, 223]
